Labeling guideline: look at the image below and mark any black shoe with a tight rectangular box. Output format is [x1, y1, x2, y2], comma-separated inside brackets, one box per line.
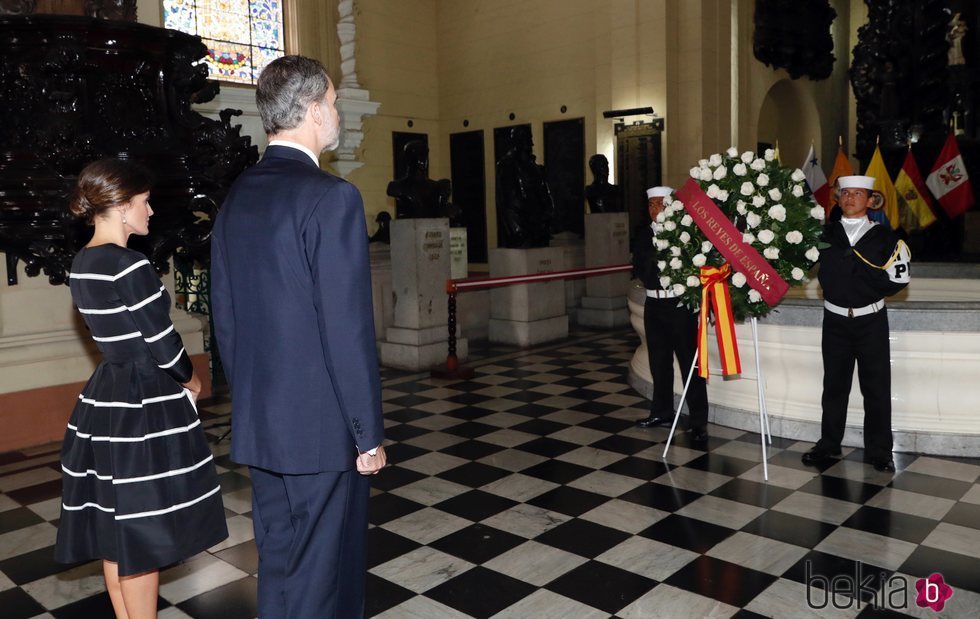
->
[801, 446, 841, 467]
[636, 414, 672, 428]
[867, 457, 896, 473]
[690, 426, 709, 443]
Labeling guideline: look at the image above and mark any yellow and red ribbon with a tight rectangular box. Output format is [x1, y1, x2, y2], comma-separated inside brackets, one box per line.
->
[698, 264, 741, 379]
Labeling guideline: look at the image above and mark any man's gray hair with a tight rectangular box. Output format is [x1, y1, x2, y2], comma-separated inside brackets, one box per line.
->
[256, 55, 331, 135]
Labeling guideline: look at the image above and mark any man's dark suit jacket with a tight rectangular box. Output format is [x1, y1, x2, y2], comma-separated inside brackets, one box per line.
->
[211, 145, 384, 474]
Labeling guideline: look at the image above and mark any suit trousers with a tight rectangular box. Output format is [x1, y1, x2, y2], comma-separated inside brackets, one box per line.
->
[644, 297, 708, 427]
[249, 466, 370, 619]
[817, 309, 893, 459]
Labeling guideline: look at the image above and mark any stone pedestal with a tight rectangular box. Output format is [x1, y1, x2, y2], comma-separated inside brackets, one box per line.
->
[578, 212, 630, 327]
[550, 232, 585, 323]
[379, 218, 467, 370]
[488, 247, 568, 346]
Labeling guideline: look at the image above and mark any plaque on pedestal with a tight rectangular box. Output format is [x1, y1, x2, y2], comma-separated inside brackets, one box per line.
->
[379, 218, 468, 370]
[488, 247, 568, 346]
[578, 212, 630, 327]
[449, 228, 468, 280]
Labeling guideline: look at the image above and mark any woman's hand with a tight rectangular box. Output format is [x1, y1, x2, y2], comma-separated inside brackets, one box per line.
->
[183, 372, 202, 404]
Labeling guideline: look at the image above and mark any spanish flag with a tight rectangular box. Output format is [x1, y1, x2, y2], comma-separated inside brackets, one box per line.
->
[826, 142, 854, 218]
[864, 144, 900, 229]
[895, 149, 937, 231]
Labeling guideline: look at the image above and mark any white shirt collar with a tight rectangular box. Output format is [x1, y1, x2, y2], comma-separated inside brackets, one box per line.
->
[840, 216, 875, 246]
[268, 140, 321, 166]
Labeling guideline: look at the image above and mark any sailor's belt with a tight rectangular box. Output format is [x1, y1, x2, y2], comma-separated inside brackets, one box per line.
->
[646, 289, 677, 299]
[824, 299, 885, 318]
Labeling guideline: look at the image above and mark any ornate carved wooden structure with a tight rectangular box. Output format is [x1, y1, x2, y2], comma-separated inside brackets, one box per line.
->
[0, 14, 257, 285]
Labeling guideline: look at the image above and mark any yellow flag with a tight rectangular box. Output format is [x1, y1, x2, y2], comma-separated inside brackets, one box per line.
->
[864, 145, 900, 229]
[894, 150, 937, 231]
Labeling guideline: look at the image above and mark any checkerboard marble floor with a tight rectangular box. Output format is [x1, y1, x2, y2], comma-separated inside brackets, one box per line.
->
[3, 328, 980, 618]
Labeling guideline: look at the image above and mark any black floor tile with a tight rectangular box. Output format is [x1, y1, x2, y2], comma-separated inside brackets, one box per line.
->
[741, 510, 837, 548]
[442, 421, 500, 440]
[364, 572, 414, 617]
[521, 459, 594, 485]
[385, 408, 431, 423]
[0, 545, 87, 585]
[436, 461, 511, 488]
[534, 519, 631, 558]
[382, 442, 429, 464]
[546, 560, 657, 614]
[602, 455, 670, 481]
[368, 493, 426, 525]
[369, 465, 427, 492]
[434, 489, 517, 522]
[568, 400, 621, 415]
[526, 486, 610, 518]
[448, 406, 498, 420]
[640, 514, 736, 554]
[0, 587, 47, 619]
[618, 481, 702, 512]
[685, 453, 759, 477]
[424, 566, 537, 619]
[430, 523, 526, 564]
[589, 434, 655, 455]
[665, 555, 778, 607]
[510, 418, 570, 437]
[709, 478, 795, 509]
[445, 392, 493, 406]
[382, 423, 431, 442]
[888, 472, 972, 501]
[386, 393, 436, 407]
[500, 390, 554, 404]
[783, 550, 892, 605]
[5, 479, 61, 505]
[217, 471, 252, 493]
[52, 593, 169, 618]
[899, 545, 980, 593]
[214, 540, 259, 575]
[841, 505, 940, 544]
[177, 576, 257, 619]
[0, 506, 44, 535]
[437, 439, 505, 461]
[768, 448, 838, 473]
[366, 527, 422, 569]
[516, 437, 579, 458]
[798, 475, 884, 504]
[941, 501, 980, 530]
[578, 415, 636, 434]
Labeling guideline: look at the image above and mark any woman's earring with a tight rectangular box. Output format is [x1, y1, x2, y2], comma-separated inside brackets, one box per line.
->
[122, 215, 127, 225]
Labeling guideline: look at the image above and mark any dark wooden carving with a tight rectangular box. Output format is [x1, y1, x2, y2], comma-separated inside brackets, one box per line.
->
[753, 0, 836, 80]
[0, 0, 37, 15]
[0, 15, 258, 285]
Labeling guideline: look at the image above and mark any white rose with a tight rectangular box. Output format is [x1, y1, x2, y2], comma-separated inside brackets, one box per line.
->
[736, 201, 747, 215]
[757, 229, 775, 244]
[746, 212, 762, 228]
[699, 168, 713, 181]
[786, 230, 803, 244]
[692, 253, 706, 267]
[670, 246, 681, 256]
[686, 275, 700, 287]
[664, 195, 673, 206]
[713, 165, 727, 180]
[701, 240, 713, 253]
[656, 239, 670, 250]
[752, 195, 766, 207]
[669, 257, 682, 269]
[680, 231, 691, 243]
[742, 232, 756, 244]
[741, 151, 755, 163]
[756, 173, 770, 187]
[751, 158, 766, 171]
[664, 221, 677, 231]
[791, 169, 806, 182]
[764, 148, 775, 161]
[733, 162, 747, 176]
[732, 272, 747, 288]
[748, 289, 762, 303]
[654, 223, 664, 234]
[791, 267, 805, 281]
[706, 184, 720, 198]
[660, 276, 671, 288]
[792, 184, 805, 198]
[763, 247, 780, 259]
[726, 147, 739, 157]
[768, 204, 787, 222]
[716, 190, 729, 201]
[673, 283, 686, 296]
[699, 158, 709, 167]
[681, 214, 693, 226]
[657, 260, 666, 270]
[740, 181, 754, 196]
[656, 211, 667, 223]
[810, 206, 825, 220]
[709, 154, 722, 167]
[805, 247, 820, 261]
[768, 188, 783, 201]
[690, 166, 701, 179]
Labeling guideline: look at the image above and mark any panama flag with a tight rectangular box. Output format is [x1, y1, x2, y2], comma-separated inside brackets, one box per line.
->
[801, 143, 829, 208]
[926, 133, 975, 218]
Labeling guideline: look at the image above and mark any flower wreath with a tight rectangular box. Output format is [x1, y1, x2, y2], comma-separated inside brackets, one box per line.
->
[654, 147, 825, 320]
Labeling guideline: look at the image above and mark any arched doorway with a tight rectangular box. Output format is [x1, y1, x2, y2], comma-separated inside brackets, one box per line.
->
[757, 79, 821, 166]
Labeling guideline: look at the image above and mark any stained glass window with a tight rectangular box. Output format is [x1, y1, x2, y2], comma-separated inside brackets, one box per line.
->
[163, 0, 285, 85]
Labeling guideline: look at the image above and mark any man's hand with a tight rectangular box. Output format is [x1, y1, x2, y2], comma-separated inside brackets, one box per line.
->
[356, 444, 387, 475]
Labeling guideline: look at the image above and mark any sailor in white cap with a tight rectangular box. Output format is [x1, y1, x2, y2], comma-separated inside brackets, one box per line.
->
[633, 186, 710, 442]
[802, 175, 911, 473]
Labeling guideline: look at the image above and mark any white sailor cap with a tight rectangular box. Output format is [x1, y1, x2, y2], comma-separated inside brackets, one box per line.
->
[837, 175, 875, 190]
[646, 186, 673, 198]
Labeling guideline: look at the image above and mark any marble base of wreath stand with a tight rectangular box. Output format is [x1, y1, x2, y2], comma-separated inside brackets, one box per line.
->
[488, 247, 568, 347]
[379, 218, 468, 370]
[578, 212, 631, 328]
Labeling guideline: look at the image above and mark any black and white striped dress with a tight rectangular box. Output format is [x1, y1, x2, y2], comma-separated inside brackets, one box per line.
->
[55, 244, 227, 576]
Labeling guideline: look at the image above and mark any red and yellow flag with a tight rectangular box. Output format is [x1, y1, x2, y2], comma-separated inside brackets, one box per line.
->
[895, 149, 937, 231]
[698, 264, 741, 380]
[826, 143, 854, 217]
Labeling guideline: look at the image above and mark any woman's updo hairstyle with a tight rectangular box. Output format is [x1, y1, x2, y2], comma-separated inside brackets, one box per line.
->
[69, 158, 153, 224]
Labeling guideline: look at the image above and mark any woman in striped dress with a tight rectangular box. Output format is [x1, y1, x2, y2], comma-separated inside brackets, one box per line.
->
[55, 159, 227, 618]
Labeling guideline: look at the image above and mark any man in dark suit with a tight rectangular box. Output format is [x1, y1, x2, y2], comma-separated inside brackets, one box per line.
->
[633, 186, 709, 442]
[211, 55, 386, 618]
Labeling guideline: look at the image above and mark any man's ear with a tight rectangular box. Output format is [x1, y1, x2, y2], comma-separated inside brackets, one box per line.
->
[310, 101, 322, 125]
